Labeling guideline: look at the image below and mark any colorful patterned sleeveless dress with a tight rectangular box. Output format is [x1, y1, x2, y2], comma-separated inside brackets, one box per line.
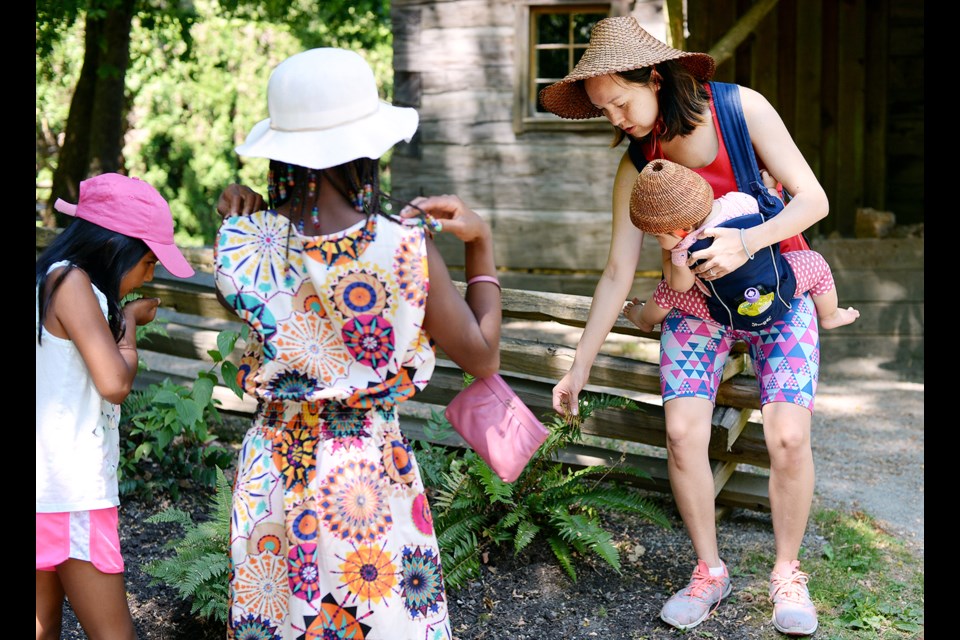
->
[215, 210, 452, 640]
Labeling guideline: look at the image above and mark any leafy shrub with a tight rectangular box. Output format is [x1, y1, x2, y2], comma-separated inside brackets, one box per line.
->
[416, 391, 671, 589]
[144, 466, 232, 623]
[119, 327, 246, 500]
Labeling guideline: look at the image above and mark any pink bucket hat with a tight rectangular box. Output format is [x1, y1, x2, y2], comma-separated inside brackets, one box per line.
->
[54, 173, 195, 278]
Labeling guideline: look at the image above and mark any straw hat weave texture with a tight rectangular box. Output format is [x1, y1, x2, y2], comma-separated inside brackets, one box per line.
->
[539, 16, 715, 120]
[630, 159, 713, 234]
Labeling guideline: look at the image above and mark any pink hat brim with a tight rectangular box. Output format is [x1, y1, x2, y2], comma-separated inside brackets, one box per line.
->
[146, 241, 195, 278]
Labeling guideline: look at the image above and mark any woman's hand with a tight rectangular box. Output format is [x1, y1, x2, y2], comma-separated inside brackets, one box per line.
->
[552, 368, 587, 419]
[217, 184, 265, 218]
[400, 194, 491, 243]
[687, 227, 748, 281]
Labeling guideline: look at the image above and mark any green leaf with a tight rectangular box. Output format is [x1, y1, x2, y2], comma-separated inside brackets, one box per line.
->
[175, 397, 204, 426]
[191, 375, 215, 408]
[220, 361, 243, 398]
[216, 330, 239, 358]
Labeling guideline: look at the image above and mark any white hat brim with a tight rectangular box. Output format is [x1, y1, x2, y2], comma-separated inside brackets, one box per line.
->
[235, 101, 419, 170]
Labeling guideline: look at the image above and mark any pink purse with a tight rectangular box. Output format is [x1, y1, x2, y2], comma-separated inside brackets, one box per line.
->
[444, 374, 550, 483]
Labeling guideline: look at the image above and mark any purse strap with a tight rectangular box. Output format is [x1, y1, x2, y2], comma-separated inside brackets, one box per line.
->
[708, 81, 784, 220]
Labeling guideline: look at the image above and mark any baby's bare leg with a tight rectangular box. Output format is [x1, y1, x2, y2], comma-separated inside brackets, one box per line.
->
[814, 287, 860, 330]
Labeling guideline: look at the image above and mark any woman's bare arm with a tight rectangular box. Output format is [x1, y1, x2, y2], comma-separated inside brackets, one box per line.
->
[690, 86, 828, 279]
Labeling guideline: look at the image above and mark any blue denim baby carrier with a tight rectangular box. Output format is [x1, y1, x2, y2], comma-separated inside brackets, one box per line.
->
[685, 82, 797, 331]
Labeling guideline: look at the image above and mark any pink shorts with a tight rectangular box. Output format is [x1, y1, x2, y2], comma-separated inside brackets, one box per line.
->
[36, 508, 125, 574]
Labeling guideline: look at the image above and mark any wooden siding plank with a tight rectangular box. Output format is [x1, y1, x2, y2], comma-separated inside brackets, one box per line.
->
[749, 0, 780, 104]
[835, 0, 868, 235]
[792, 0, 823, 187]
[819, 0, 839, 237]
[775, 0, 797, 130]
[863, 0, 889, 210]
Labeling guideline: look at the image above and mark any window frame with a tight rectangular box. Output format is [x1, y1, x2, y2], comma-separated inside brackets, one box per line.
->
[513, 0, 631, 134]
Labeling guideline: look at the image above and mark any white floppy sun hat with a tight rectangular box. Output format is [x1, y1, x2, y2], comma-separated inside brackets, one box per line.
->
[235, 48, 419, 170]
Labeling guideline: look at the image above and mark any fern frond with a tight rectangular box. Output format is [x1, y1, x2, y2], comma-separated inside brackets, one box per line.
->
[564, 487, 672, 528]
[468, 457, 515, 504]
[145, 508, 195, 527]
[546, 535, 577, 582]
[439, 531, 482, 592]
[435, 512, 490, 549]
[513, 519, 541, 554]
[550, 511, 621, 573]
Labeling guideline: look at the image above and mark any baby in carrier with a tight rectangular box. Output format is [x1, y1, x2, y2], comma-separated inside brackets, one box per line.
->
[623, 159, 859, 333]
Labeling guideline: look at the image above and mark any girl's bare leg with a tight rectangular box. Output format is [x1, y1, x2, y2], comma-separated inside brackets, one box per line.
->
[56, 559, 138, 640]
[36, 570, 65, 640]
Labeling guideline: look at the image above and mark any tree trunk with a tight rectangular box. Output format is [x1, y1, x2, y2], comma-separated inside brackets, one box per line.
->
[45, 14, 102, 228]
[87, 0, 136, 175]
[45, 0, 136, 228]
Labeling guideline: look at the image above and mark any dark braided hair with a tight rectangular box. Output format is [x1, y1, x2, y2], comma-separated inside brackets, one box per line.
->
[267, 158, 384, 218]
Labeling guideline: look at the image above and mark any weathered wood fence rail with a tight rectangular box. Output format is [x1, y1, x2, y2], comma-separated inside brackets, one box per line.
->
[37, 227, 770, 511]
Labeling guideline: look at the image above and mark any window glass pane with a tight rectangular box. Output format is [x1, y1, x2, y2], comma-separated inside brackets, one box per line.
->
[572, 12, 605, 43]
[537, 49, 569, 80]
[537, 13, 569, 44]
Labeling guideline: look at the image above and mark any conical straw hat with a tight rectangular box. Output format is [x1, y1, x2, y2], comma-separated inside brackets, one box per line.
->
[539, 16, 715, 120]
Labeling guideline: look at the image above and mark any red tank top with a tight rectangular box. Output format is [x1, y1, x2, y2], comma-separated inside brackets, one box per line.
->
[641, 85, 809, 253]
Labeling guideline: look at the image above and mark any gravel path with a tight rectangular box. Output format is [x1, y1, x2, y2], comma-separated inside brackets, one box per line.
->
[809, 365, 924, 557]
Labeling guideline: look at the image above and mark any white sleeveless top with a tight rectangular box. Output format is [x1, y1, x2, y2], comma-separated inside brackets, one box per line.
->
[36, 261, 121, 512]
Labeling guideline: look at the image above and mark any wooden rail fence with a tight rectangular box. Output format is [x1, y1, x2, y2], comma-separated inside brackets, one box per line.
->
[37, 227, 770, 511]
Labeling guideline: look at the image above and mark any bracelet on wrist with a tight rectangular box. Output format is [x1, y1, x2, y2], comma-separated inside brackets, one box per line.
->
[739, 228, 755, 261]
[466, 275, 501, 290]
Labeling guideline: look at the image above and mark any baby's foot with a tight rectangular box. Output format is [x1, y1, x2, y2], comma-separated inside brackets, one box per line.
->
[820, 306, 860, 330]
[623, 298, 655, 333]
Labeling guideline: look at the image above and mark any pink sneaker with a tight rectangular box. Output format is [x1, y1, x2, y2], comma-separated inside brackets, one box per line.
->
[769, 561, 819, 636]
[660, 559, 732, 630]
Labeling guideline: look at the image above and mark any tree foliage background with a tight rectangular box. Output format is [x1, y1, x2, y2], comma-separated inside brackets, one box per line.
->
[36, 0, 393, 246]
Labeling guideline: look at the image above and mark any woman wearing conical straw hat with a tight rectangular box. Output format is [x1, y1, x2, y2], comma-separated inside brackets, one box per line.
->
[541, 16, 824, 637]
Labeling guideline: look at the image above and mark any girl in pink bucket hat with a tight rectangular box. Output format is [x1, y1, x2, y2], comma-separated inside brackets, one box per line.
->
[36, 172, 194, 639]
[213, 48, 501, 639]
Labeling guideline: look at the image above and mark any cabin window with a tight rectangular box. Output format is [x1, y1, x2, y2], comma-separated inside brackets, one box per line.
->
[515, 2, 623, 132]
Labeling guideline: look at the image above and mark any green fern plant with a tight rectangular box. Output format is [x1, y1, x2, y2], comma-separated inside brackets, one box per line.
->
[144, 466, 233, 623]
[417, 392, 672, 589]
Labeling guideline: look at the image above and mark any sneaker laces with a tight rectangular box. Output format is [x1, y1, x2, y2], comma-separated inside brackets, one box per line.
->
[686, 565, 728, 602]
[770, 569, 812, 604]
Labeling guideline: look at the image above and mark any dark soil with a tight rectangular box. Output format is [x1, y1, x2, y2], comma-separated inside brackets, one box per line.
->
[58, 468, 816, 640]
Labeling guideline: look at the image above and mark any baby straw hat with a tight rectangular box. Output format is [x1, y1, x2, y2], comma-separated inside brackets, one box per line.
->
[539, 16, 715, 120]
[235, 48, 419, 170]
[629, 159, 713, 234]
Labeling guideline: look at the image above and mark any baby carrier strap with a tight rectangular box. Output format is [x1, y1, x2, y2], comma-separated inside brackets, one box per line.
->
[708, 81, 785, 219]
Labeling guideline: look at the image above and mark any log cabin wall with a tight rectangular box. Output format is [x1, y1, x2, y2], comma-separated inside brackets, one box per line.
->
[390, 0, 923, 369]
[684, 0, 924, 235]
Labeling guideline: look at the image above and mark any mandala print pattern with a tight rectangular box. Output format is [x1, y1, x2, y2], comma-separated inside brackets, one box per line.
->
[218, 212, 450, 638]
[218, 214, 305, 298]
[274, 311, 352, 385]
